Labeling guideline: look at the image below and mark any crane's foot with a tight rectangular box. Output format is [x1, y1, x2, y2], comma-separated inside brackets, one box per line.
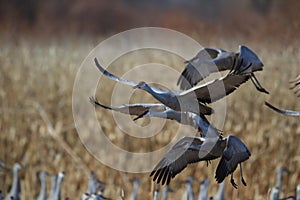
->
[230, 174, 238, 189]
[241, 177, 247, 186]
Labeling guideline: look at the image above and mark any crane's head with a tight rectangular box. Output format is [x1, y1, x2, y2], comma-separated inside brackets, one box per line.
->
[133, 81, 147, 89]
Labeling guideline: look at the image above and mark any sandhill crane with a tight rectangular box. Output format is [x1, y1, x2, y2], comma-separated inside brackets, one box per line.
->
[94, 58, 258, 115]
[48, 175, 57, 200]
[37, 171, 48, 200]
[177, 47, 233, 90]
[90, 98, 216, 136]
[130, 178, 140, 200]
[153, 189, 159, 200]
[297, 184, 300, 200]
[48, 172, 64, 200]
[182, 177, 195, 200]
[87, 171, 105, 195]
[162, 187, 173, 200]
[214, 181, 226, 200]
[89, 97, 167, 116]
[5, 163, 22, 200]
[90, 98, 250, 188]
[177, 45, 268, 94]
[269, 167, 288, 200]
[150, 134, 250, 188]
[198, 179, 209, 200]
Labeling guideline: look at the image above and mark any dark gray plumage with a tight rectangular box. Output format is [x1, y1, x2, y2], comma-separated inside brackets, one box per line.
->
[150, 135, 250, 188]
[214, 136, 251, 189]
[177, 45, 268, 94]
[90, 98, 250, 188]
[150, 136, 221, 185]
[177, 47, 234, 90]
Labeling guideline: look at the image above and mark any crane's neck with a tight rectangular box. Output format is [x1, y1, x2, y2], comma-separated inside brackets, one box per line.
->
[276, 169, 284, 189]
[54, 173, 64, 199]
[215, 181, 225, 199]
[141, 84, 179, 109]
[130, 181, 139, 200]
[38, 174, 47, 200]
[10, 165, 20, 198]
[87, 173, 96, 194]
[48, 176, 57, 199]
[161, 189, 169, 200]
[186, 182, 195, 200]
[153, 190, 158, 200]
[199, 183, 208, 200]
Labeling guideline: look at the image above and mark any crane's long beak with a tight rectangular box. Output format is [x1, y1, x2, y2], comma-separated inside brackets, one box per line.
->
[133, 110, 149, 121]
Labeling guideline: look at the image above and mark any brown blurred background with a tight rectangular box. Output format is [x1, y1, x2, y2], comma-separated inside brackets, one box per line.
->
[0, 0, 299, 39]
[0, 1, 300, 200]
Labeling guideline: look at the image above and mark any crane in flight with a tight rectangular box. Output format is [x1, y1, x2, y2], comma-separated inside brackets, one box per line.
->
[177, 45, 268, 94]
[90, 97, 217, 136]
[90, 99, 251, 188]
[94, 57, 260, 115]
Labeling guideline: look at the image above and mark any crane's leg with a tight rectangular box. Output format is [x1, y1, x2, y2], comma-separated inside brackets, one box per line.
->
[206, 160, 211, 167]
[250, 73, 269, 94]
[240, 163, 247, 186]
[230, 173, 238, 189]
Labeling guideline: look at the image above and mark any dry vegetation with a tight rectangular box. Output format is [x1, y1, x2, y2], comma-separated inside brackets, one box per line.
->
[0, 23, 300, 200]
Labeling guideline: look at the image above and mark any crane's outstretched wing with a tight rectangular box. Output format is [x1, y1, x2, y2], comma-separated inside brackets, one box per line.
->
[94, 58, 171, 94]
[265, 102, 300, 116]
[90, 97, 167, 116]
[177, 46, 268, 94]
[150, 137, 207, 185]
[94, 58, 138, 87]
[215, 136, 251, 184]
[180, 74, 250, 104]
[177, 48, 235, 90]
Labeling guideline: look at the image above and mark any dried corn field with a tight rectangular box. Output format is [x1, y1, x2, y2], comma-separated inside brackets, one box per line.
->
[0, 30, 299, 200]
